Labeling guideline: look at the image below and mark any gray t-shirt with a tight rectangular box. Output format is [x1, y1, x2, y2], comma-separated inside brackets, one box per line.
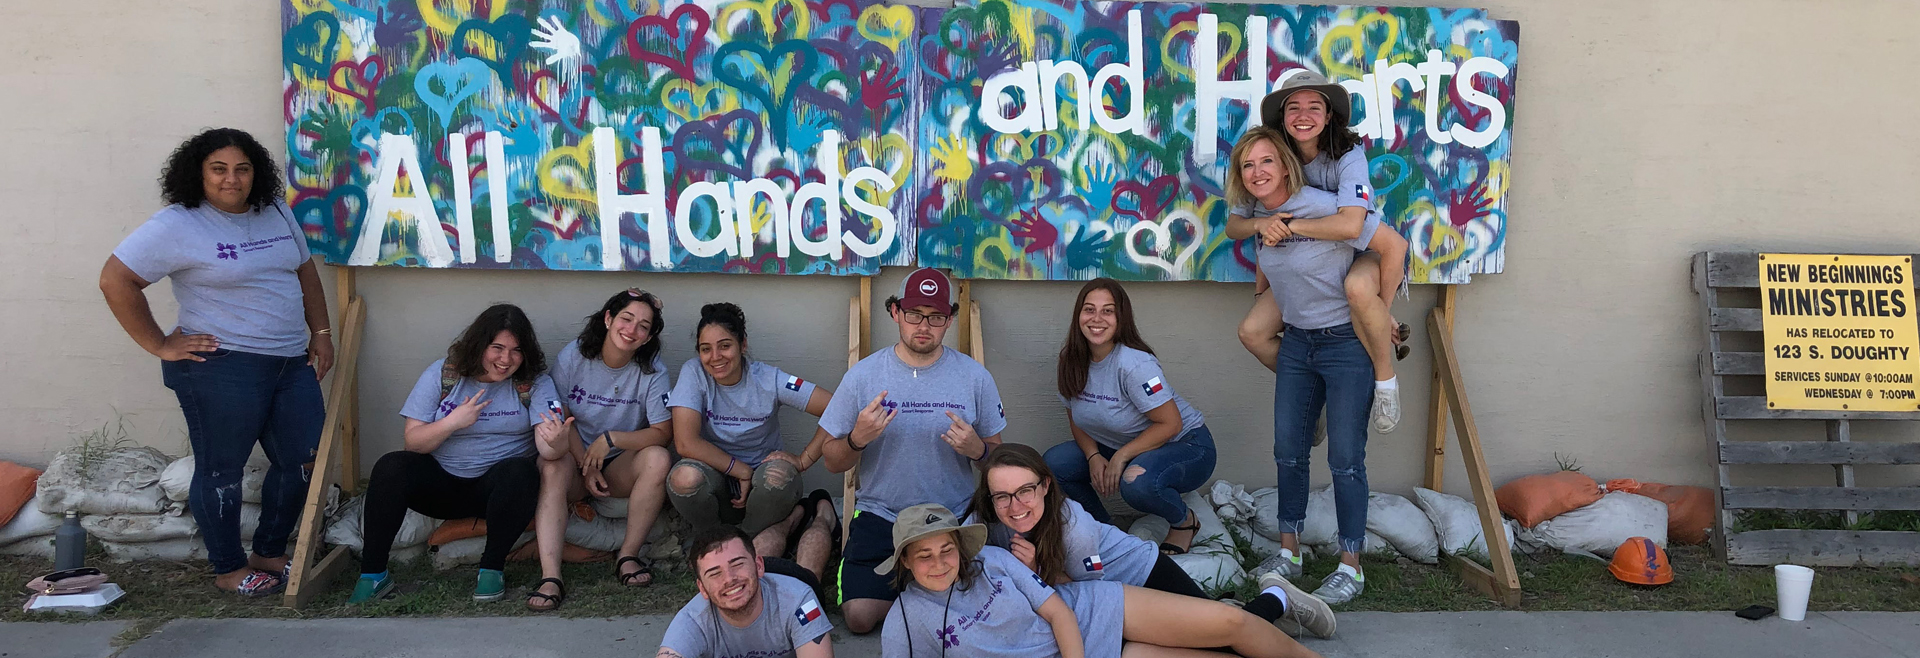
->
[1242, 187, 1357, 329]
[981, 499, 1158, 588]
[881, 546, 1069, 658]
[668, 360, 818, 464]
[658, 573, 831, 658]
[1051, 579, 1125, 658]
[1059, 345, 1205, 449]
[112, 202, 313, 357]
[399, 359, 560, 478]
[818, 346, 1007, 521]
[550, 339, 671, 458]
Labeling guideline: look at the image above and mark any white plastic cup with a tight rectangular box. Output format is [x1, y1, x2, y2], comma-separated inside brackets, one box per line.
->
[1774, 564, 1815, 621]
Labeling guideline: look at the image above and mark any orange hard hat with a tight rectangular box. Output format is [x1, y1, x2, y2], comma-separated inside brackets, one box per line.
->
[1609, 537, 1673, 586]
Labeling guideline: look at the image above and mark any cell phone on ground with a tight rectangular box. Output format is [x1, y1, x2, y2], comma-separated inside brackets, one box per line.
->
[1736, 605, 1775, 620]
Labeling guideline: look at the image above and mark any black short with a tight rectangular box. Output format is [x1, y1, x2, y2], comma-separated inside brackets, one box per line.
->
[835, 510, 898, 604]
[764, 556, 824, 603]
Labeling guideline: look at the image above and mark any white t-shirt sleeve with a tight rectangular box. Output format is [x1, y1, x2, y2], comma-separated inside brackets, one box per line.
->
[992, 548, 1055, 610]
[973, 368, 1008, 438]
[781, 579, 833, 648]
[1333, 149, 1375, 211]
[816, 370, 861, 438]
[1119, 353, 1177, 415]
[399, 361, 448, 422]
[667, 360, 708, 413]
[112, 213, 186, 284]
[271, 201, 313, 262]
[772, 367, 817, 410]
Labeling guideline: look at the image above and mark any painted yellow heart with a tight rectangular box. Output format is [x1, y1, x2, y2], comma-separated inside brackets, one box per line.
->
[659, 79, 733, 123]
[856, 4, 915, 52]
[719, 0, 813, 44]
[538, 135, 599, 206]
[1160, 18, 1241, 82]
[1321, 11, 1403, 81]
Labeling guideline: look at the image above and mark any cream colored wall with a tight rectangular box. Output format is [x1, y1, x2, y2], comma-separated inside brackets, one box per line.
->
[3, 0, 1915, 501]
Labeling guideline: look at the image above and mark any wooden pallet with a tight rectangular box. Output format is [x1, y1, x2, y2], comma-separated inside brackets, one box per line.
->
[1691, 251, 1920, 566]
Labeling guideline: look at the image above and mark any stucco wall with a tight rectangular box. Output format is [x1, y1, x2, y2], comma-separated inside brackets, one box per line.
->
[3, 0, 1915, 502]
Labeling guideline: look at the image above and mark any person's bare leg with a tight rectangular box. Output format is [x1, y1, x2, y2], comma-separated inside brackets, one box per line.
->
[534, 453, 586, 604]
[842, 598, 893, 635]
[1344, 252, 1394, 382]
[791, 497, 837, 581]
[1239, 291, 1284, 373]
[1122, 644, 1251, 658]
[754, 504, 806, 558]
[1122, 585, 1322, 658]
[605, 445, 672, 585]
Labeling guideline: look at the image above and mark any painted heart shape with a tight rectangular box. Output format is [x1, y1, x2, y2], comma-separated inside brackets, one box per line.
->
[451, 15, 531, 91]
[328, 56, 386, 117]
[713, 40, 819, 149]
[627, 4, 710, 82]
[292, 185, 368, 263]
[855, 4, 916, 52]
[671, 108, 763, 180]
[657, 78, 727, 124]
[1125, 209, 1206, 277]
[1264, 5, 1332, 57]
[415, 57, 494, 128]
[1110, 176, 1181, 224]
[284, 12, 341, 76]
[350, 108, 419, 157]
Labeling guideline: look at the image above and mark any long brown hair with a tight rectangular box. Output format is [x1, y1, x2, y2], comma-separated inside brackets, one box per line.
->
[1277, 91, 1366, 162]
[971, 444, 1069, 586]
[1057, 278, 1154, 400]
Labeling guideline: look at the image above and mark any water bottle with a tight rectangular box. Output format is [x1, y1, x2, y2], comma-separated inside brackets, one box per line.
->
[54, 512, 86, 570]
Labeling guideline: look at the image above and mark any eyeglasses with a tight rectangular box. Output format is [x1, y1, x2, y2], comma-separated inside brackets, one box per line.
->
[901, 310, 951, 327]
[990, 481, 1044, 509]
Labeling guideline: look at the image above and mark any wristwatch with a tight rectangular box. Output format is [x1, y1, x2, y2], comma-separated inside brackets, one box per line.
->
[602, 433, 615, 450]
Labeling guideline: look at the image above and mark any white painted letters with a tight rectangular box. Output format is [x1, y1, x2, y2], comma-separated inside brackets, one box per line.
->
[351, 133, 454, 267]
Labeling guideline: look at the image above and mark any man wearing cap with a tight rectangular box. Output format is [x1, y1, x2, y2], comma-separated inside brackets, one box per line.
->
[656, 525, 835, 658]
[820, 267, 1008, 634]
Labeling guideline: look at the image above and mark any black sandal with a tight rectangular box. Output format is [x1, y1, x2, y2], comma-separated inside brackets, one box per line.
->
[525, 578, 565, 612]
[616, 555, 654, 587]
[1160, 515, 1202, 555]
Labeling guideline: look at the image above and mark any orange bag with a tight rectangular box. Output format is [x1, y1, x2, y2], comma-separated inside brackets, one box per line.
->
[430, 502, 592, 546]
[1497, 471, 1603, 528]
[1623, 482, 1715, 545]
[0, 461, 41, 528]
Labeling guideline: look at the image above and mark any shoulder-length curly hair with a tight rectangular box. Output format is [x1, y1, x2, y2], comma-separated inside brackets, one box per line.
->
[159, 128, 283, 211]
[447, 304, 546, 385]
[574, 289, 663, 373]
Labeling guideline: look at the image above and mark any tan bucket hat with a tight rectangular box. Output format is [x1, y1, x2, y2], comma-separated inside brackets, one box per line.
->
[1260, 70, 1351, 131]
[875, 503, 988, 575]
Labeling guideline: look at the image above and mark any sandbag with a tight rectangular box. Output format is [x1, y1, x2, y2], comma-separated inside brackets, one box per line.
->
[1609, 480, 1714, 545]
[1169, 551, 1246, 595]
[1249, 487, 1283, 540]
[0, 495, 62, 546]
[1180, 490, 1234, 556]
[589, 496, 629, 519]
[1496, 471, 1603, 528]
[84, 513, 199, 543]
[36, 446, 171, 515]
[0, 461, 42, 527]
[1244, 526, 1286, 561]
[1532, 492, 1667, 557]
[1127, 513, 1170, 545]
[565, 511, 629, 552]
[1412, 487, 1516, 559]
[505, 539, 616, 564]
[1300, 486, 1339, 546]
[0, 536, 54, 557]
[102, 537, 213, 562]
[159, 456, 268, 504]
[433, 532, 535, 570]
[1310, 531, 1399, 559]
[1366, 492, 1439, 564]
[323, 495, 439, 552]
[1209, 481, 1257, 524]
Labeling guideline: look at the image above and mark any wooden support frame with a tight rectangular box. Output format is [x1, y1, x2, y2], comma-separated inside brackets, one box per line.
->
[1427, 294, 1523, 607]
[842, 278, 871, 545]
[285, 267, 365, 608]
[1423, 285, 1457, 490]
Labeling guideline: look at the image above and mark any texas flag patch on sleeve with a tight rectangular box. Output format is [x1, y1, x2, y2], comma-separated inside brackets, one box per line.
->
[1082, 554, 1104, 572]
[795, 598, 823, 624]
[1140, 377, 1164, 396]
[784, 375, 806, 392]
[1354, 183, 1372, 203]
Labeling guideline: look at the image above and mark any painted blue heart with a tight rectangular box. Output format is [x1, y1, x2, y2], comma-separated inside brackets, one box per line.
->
[415, 58, 494, 128]
[293, 185, 368, 263]
[284, 12, 341, 75]
[713, 40, 819, 149]
[452, 15, 532, 91]
[350, 108, 419, 157]
[1370, 153, 1411, 200]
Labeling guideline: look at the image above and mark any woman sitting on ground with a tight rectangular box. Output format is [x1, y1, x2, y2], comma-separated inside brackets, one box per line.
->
[350, 303, 560, 605]
[1047, 278, 1216, 555]
[973, 443, 1336, 640]
[882, 503, 1325, 658]
[527, 289, 676, 611]
[667, 303, 838, 581]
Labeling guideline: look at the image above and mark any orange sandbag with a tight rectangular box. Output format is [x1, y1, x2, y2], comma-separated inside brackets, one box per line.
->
[1497, 471, 1603, 528]
[430, 516, 542, 546]
[506, 541, 612, 563]
[1630, 483, 1715, 545]
[0, 461, 42, 527]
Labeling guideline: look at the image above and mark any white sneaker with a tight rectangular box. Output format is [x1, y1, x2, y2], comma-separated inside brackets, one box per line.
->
[1261, 570, 1336, 639]
[1371, 387, 1400, 434]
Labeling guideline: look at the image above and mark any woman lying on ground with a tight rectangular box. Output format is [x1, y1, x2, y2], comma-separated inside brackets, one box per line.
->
[883, 503, 1325, 658]
[527, 288, 676, 611]
[351, 304, 559, 604]
[973, 443, 1336, 640]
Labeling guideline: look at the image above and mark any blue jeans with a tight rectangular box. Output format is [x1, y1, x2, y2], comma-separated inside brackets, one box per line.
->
[1046, 425, 1217, 525]
[162, 350, 324, 574]
[1272, 324, 1372, 555]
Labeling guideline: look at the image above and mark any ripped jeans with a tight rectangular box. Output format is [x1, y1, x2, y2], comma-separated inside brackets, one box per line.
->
[667, 457, 802, 535]
[1046, 426, 1217, 526]
[162, 350, 323, 574]
[1272, 324, 1372, 555]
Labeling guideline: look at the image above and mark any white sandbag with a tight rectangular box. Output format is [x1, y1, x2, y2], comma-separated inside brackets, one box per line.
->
[565, 512, 629, 552]
[1366, 492, 1440, 564]
[1181, 491, 1234, 556]
[1311, 532, 1399, 559]
[1170, 551, 1246, 595]
[36, 446, 171, 515]
[1244, 526, 1286, 561]
[1127, 513, 1170, 545]
[1249, 487, 1283, 540]
[102, 538, 210, 562]
[158, 455, 269, 504]
[1532, 492, 1668, 558]
[1209, 480, 1257, 524]
[0, 495, 62, 546]
[1300, 486, 1339, 547]
[84, 513, 199, 543]
[323, 495, 440, 552]
[589, 496, 629, 519]
[0, 536, 55, 557]
[1411, 487, 1516, 559]
[391, 543, 427, 565]
[432, 532, 535, 570]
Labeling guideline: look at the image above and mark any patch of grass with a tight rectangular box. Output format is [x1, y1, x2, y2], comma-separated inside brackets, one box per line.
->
[1734, 509, 1920, 532]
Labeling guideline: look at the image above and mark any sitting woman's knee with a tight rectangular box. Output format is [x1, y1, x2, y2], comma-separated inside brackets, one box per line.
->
[1344, 269, 1379, 305]
[668, 463, 708, 496]
[538, 452, 575, 478]
[370, 450, 423, 481]
[755, 459, 800, 491]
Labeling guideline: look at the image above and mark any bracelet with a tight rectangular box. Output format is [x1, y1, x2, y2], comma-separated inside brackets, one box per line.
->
[312, 328, 332, 335]
[726, 457, 737, 478]
[974, 444, 990, 461]
[1085, 453, 1100, 461]
[847, 436, 867, 452]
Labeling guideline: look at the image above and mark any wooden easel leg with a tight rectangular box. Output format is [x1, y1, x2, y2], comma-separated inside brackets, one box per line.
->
[1423, 285, 1457, 490]
[1428, 303, 1523, 608]
[333, 268, 359, 492]
[285, 292, 365, 608]
[842, 278, 872, 548]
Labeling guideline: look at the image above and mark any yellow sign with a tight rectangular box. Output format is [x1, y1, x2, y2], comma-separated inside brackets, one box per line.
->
[1760, 253, 1919, 411]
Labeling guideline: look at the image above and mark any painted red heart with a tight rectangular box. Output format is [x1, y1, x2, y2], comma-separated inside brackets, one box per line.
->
[328, 56, 385, 117]
[1110, 175, 1180, 223]
[626, 4, 710, 82]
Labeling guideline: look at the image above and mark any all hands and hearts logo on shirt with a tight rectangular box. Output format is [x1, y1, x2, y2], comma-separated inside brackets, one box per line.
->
[437, 398, 458, 416]
[216, 243, 238, 260]
[568, 386, 643, 408]
[879, 397, 967, 415]
[437, 395, 521, 419]
[567, 386, 587, 404]
[934, 571, 1006, 649]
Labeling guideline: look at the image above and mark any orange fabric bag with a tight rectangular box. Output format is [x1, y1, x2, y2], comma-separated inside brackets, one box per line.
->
[430, 501, 591, 546]
[0, 461, 42, 527]
[1616, 481, 1714, 545]
[1497, 471, 1603, 528]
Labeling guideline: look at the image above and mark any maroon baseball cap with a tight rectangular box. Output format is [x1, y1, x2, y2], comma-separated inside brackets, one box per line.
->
[899, 268, 953, 315]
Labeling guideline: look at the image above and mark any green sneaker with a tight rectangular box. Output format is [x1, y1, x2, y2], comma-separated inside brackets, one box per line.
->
[348, 573, 394, 604]
[473, 569, 506, 602]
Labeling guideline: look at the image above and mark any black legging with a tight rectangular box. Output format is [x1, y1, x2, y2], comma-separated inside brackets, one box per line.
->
[359, 451, 539, 574]
[1143, 553, 1212, 600]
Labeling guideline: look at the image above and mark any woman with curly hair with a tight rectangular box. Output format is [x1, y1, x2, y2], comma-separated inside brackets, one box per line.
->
[349, 304, 561, 605]
[100, 128, 331, 597]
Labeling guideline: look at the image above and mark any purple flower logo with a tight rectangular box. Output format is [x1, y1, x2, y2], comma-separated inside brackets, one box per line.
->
[938, 625, 960, 648]
[437, 399, 458, 416]
[567, 386, 586, 404]
[880, 398, 899, 412]
[215, 243, 238, 260]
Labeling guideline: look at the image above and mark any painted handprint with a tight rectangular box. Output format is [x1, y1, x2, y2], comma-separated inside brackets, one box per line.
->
[530, 16, 582, 67]
[1065, 222, 1112, 271]
[1008, 209, 1058, 254]
[1447, 186, 1494, 228]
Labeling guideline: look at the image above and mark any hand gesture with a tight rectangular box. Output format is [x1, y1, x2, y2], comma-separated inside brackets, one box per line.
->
[763, 450, 806, 472]
[445, 392, 491, 430]
[850, 392, 896, 450]
[583, 432, 612, 473]
[1097, 456, 1128, 498]
[1088, 454, 1113, 497]
[1008, 536, 1039, 572]
[156, 328, 220, 362]
[1259, 215, 1294, 246]
[529, 16, 581, 66]
[940, 412, 983, 460]
[535, 411, 574, 452]
[581, 464, 611, 498]
[308, 333, 335, 380]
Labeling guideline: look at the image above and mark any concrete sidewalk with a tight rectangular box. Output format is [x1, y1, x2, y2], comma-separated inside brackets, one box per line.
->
[9, 611, 1918, 658]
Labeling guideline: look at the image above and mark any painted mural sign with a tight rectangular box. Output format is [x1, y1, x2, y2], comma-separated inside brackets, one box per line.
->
[282, 0, 1518, 283]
